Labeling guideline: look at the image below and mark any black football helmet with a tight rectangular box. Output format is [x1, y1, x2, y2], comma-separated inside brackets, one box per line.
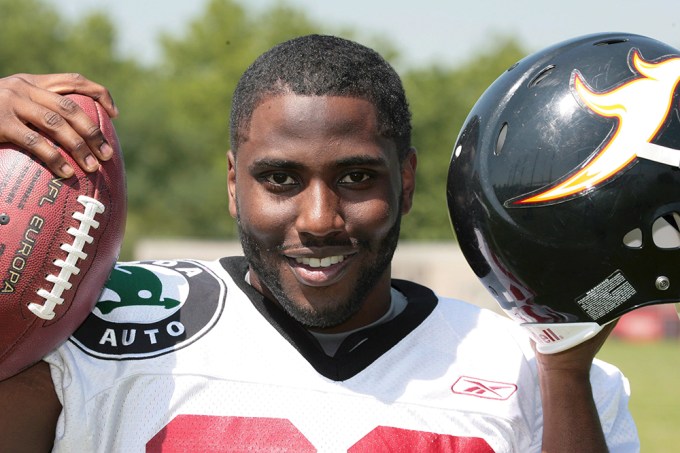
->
[447, 32, 680, 352]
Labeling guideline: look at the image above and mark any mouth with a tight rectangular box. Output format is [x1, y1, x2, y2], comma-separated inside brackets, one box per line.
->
[285, 251, 355, 287]
[294, 255, 345, 268]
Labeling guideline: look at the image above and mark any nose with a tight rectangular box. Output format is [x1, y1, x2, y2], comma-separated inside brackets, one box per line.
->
[295, 180, 345, 237]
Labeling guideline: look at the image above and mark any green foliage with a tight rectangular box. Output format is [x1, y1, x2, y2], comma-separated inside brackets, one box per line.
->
[0, 0, 118, 75]
[400, 39, 525, 240]
[0, 0, 61, 73]
[0, 0, 530, 252]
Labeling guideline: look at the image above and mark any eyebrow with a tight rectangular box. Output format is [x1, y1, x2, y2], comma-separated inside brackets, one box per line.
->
[249, 158, 304, 172]
[335, 155, 387, 167]
[249, 154, 388, 172]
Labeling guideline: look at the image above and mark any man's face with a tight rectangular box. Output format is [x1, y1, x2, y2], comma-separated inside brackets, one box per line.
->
[228, 94, 416, 332]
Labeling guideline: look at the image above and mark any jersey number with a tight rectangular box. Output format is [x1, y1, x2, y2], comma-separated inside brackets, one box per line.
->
[146, 415, 494, 452]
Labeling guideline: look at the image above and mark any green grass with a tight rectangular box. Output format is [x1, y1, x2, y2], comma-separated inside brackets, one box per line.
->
[597, 340, 680, 452]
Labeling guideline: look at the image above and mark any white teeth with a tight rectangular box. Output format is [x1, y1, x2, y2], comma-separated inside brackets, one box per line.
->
[295, 255, 345, 268]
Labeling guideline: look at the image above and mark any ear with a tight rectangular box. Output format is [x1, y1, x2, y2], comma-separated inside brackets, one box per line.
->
[400, 147, 417, 215]
[227, 150, 238, 219]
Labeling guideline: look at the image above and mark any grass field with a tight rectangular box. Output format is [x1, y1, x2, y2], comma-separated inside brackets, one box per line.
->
[597, 339, 680, 452]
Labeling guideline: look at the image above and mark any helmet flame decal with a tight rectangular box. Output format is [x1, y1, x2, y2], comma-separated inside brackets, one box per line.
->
[515, 50, 680, 205]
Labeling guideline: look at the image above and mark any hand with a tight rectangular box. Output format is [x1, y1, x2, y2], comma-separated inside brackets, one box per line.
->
[535, 321, 617, 453]
[0, 73, 118, 178]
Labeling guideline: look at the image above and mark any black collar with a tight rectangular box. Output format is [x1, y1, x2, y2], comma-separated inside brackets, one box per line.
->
[220, 256, 438, 381]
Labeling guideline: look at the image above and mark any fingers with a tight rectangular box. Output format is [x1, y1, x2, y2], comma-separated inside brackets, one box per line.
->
[0, 118, 76, 178]
[0, 74, 117, 178]
[17, 73, 118, 118]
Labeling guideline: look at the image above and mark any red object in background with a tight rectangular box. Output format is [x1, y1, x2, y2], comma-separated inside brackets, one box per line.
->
[612, 304, 680, 341]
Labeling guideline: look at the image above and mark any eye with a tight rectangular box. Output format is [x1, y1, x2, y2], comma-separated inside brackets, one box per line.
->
[264, 172, 296, 186]
[339, 171, 371, 184]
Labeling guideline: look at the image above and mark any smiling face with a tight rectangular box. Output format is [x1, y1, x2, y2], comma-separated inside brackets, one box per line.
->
[228, 94, 416, 332]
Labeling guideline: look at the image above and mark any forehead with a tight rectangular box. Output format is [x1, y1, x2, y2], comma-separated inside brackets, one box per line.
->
[254, 94, 378, 134]
[239, 94, 397, 162]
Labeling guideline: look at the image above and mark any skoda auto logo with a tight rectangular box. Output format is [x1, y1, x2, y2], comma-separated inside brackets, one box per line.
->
[71, 260, 226, 359]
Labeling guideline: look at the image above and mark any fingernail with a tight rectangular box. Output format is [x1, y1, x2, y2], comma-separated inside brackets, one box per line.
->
[85, 154, 100, 171]
[99, 141, 113, 159]
[60, 163, 74, 178]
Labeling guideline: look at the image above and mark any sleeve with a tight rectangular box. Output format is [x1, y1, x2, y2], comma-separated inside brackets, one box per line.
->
[42, 348, 68, 442]
[43, 346, 95, 452]
[589, 358, 640, 453]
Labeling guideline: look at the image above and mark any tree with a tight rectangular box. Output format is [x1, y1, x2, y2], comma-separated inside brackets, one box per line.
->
[401, 39, 526, 240]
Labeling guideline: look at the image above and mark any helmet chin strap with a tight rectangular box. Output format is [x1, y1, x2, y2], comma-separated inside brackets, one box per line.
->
[520, 321, 615, 354]
[636, 142, 680, 167]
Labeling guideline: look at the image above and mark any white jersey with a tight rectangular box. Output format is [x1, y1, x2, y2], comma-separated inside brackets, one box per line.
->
[44, 257, 639, 452]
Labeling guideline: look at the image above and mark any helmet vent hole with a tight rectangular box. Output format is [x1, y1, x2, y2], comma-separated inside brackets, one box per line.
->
[593, 38, 629, 47]
[652, 213, 680, 249]
[528, 65, 555, 87]
[623, 228, 643, 249]
[495, 123, 508, 156]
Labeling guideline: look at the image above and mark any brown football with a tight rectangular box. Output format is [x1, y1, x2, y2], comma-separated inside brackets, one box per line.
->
[0, 94, 126, 380]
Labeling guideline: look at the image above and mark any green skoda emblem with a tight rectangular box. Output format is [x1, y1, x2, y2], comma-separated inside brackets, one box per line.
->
[96, 265, 182, 315]
[71, 260, 226, 359]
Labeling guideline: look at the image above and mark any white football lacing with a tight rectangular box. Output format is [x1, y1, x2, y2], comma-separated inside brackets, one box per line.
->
[28, 195, 106, 321]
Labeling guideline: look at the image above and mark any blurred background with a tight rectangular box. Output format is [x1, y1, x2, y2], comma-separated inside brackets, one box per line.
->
[3, 0, 679, 449]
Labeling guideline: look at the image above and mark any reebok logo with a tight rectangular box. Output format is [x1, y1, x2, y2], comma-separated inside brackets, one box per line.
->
[451, 376, 517, 400]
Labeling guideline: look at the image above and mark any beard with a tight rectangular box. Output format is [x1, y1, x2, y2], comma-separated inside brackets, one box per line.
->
[237, 209, 402, 329]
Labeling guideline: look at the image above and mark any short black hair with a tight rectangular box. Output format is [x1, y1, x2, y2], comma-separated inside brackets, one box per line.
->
[230, 34, 412, 160]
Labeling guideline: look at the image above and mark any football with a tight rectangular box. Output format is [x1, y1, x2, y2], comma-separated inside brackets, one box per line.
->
[0, 94, 126, 380]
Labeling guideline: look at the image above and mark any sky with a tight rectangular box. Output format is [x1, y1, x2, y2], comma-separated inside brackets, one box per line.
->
[49, 0, 680, 68]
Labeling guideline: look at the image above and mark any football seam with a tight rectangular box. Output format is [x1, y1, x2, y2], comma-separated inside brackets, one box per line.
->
[28, 196, 106, 320]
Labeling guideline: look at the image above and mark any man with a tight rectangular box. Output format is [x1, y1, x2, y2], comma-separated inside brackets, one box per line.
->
[0, 35, 637, 452]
